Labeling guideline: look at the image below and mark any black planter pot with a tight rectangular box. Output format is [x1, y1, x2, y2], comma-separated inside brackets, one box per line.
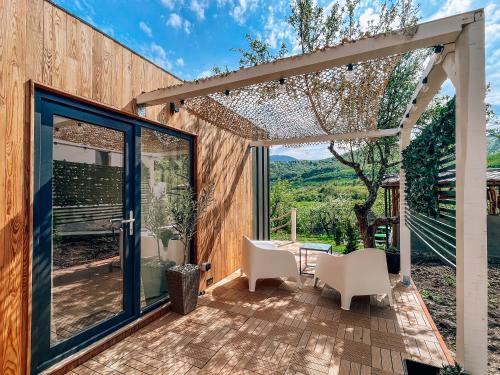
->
[403, 359, 440, 374]
[386, 252, 400, 274]
[166, 264, 200, 315]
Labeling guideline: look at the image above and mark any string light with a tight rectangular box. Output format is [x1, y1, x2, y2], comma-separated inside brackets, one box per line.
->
[411, 98, 418, 112]
[346, 64, 355, 82]
[421, 76, 429, 93]
[278, 78, 286, 94]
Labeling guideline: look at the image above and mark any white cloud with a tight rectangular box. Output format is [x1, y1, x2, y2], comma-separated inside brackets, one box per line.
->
[198, 69, 213, 78]
[270, 144, 333, 160]
[167, 13, 183, 28]
[176, 57, 185, 67]
[74, 0, 96, 16]
[485, 3, 500, 47]
[183, 19, 192, 34]
[161, 0, 183, 10]
[359, 7, 379, 30]
[190, 0, 208, 20]
[139, 21, 152, 37]
[264, 4, 296, 50]
[429, 0, 472, 20]
[167, 13, 191, 34]
[145, 42, 172, 70]
[230, 0, 259, 25]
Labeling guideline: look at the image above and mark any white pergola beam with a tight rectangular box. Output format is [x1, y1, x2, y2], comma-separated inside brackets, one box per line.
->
[398, 45, 453, 286]
[250, 128, 400, 147]
[137, 11, 478, 106]
[399, 44, 454, 128]
[453, 16, 488, 375]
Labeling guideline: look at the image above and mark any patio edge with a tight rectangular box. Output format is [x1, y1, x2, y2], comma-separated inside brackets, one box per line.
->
[411, 280, 455, 365]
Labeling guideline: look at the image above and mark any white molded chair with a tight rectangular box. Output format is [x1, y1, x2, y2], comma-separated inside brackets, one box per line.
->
[241, 236, 301, 292]
[314, 249, 393, 310]
[141, 232, 167, 261]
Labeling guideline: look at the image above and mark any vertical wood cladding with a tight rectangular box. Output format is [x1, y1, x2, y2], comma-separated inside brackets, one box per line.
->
[0, 1, 252, 373]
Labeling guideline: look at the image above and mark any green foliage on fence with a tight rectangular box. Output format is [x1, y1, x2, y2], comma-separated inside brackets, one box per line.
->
[401, 98, 455, 217]
[53, 161, 123, 206]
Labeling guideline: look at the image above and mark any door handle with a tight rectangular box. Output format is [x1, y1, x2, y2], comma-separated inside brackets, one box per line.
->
[121, 211, 135, 235]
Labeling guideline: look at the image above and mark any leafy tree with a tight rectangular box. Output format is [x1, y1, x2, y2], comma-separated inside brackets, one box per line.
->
[270, 180, 295, 233]
[235, 0, 421, 247]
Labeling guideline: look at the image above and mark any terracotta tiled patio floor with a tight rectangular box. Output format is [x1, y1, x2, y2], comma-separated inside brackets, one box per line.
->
[70, 249, 450, 375]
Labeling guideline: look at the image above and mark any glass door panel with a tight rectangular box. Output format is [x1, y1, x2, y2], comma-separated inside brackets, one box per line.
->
[50, 116, 126, 344]
[140, 128, 191, 309]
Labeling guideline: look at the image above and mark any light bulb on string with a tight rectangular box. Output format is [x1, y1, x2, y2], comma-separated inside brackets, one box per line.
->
[278, 78, 286, 94]
[346, 64, 355, 83]
[421, 77, 429, 93]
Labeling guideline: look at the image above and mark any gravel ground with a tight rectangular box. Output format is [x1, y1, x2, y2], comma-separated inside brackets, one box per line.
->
[411, 256, 500, 374]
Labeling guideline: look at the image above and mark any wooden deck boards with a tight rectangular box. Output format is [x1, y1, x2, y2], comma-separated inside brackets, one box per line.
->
[71, 266, 449, 375]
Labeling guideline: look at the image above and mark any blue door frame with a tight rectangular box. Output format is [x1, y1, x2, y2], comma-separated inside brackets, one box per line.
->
[32, 88, 195, 373]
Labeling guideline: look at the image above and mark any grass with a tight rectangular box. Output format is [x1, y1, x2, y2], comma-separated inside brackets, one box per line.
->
[444, 275, 456, 287]
[270, 232, 363, 254]
[488, 152, 500, 168]
[420, 288, 444, 304]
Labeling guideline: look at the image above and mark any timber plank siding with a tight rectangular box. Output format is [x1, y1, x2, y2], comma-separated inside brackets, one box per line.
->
[0, 1, 253, 373]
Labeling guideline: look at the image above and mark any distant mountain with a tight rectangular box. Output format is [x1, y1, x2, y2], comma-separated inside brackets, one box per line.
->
[270, 155, 298, 162]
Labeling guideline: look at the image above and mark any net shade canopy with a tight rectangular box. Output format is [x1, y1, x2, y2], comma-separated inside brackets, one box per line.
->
[136, 10, 478, 145]
[183, 54, 403, 143]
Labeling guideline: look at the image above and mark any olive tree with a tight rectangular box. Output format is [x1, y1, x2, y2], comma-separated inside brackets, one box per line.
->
[233, 0, 423, 247]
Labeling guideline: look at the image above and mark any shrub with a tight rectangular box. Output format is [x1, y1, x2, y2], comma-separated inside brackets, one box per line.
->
[344, 223, 359, 254]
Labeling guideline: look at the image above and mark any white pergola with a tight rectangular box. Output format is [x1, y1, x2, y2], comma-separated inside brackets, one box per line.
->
[137, 10, 488, 374]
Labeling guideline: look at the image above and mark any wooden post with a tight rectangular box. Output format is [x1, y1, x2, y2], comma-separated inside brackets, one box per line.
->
[453, 14, 488, 374]
[291, 208, 297, 242]
[399, 126, 412, 286]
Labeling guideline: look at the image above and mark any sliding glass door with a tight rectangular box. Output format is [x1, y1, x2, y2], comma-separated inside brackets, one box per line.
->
[32, 89, 194, 373]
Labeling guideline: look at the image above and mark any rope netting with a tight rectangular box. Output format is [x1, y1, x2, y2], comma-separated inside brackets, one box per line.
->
[184, 54, 402, 142]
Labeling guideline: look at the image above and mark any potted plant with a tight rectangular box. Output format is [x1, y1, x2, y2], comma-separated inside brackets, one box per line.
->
[403, 360, 468, 375]
[385, 245, 400, 274]
[142, 196, 173, 301]
[166, 183, 214, 314]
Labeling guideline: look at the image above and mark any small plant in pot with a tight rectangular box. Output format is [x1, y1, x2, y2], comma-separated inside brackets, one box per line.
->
[385, 245, 400, 274]
[142, 196, 175, 302]
[166, 183, 214, 315]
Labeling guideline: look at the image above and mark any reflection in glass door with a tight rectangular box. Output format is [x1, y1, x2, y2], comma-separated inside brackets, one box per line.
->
[50, 116, 126, 344]
[140, 128, 191, 309]
[32, 89, 195, 372]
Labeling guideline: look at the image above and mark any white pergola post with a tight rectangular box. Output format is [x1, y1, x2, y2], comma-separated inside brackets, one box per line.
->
[453, 15, 488, 375]
[399, 126, 412, 286]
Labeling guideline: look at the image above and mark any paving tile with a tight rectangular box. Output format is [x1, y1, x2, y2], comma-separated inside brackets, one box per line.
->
[73, 253, 449, 375]
[334, 339, 371, 366]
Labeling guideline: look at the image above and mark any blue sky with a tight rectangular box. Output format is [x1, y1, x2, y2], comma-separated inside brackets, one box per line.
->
[55, 0, 500, 160]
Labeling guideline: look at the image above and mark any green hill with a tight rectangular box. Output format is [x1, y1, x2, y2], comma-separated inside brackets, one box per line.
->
[270, 155, 298, 162]
[270, 158, 358, 185]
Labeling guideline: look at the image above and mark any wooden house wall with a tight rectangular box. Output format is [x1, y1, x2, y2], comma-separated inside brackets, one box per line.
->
[0, 0, 253, 373]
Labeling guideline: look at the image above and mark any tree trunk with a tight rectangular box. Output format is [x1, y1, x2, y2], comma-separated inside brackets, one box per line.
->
[354, 206, 376, 248]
